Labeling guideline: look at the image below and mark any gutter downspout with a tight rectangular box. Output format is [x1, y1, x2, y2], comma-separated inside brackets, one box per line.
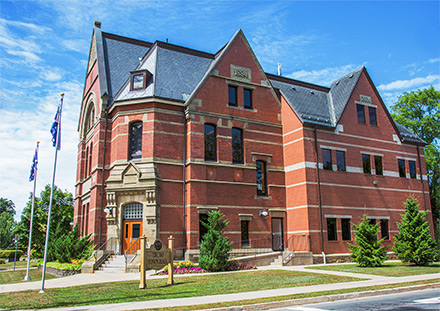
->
[182, 110, 188, 260]
[99, 98, 109, 247]
[416, 144, 427, 211]
[314, 127, 326, 264]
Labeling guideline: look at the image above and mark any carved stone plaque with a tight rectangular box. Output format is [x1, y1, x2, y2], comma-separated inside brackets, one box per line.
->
[145, 239, 169, 270]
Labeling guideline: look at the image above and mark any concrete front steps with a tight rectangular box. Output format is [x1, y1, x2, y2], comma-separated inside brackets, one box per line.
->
[95, 255, 126, 273]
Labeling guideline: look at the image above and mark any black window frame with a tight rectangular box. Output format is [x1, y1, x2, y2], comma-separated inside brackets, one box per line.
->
[409, 160, 416, 179]
[380, 219, 389, 240]
[228, 85, 238, 107]
[357, 104, 365, 123]
[362, 154, 371, 174]
[241, 220, 250, 246]
[204, 124, 217, 161]
[322, 148, 332, 170]
[199, 213, 209, 243]
[398, 159, 406, 178]
[232, 127, 243, 164]
[327, 218, 337, 241]
[369, 106, 377, 125]
[374, 155, 383, 176]
[256, 160, 267, 196]
[336, 150, 346, 172]
[128, 121, 143, 160]
[341, 218, 351, 241]
[243, 88, 253, 109]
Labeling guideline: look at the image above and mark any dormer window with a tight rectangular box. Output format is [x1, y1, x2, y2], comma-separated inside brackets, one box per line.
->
[130, 70, 152, 91]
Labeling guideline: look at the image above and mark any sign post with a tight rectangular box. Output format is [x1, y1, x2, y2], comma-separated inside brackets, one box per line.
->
[167, 235, 174, 285]
[139, 236, 146, 289]
[13, 234, 19, 272]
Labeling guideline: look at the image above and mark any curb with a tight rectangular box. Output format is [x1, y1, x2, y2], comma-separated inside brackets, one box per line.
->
[201, 282, 440, 311]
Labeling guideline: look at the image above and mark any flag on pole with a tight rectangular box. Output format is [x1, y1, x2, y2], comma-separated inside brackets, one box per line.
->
[50, 95, 63, 150]
[29, 144, 39, 182]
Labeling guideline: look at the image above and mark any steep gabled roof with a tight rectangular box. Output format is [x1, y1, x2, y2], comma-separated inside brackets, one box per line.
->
[394, 122, 427, 145]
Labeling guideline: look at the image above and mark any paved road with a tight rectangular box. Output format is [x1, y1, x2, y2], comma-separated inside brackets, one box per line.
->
[269, 288, 440, 311]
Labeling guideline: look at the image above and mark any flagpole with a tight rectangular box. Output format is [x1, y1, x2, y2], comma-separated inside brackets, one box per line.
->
[40, 94, 64, 293]
[24, 141, 39, 281]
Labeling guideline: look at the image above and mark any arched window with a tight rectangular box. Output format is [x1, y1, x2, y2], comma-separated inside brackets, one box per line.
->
[123, 202, 143, 220]
[84, 103, 95, 136]
[129, 121, 143, 160]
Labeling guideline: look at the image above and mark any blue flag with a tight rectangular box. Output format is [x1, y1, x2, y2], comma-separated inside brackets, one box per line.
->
[50, 102, 62, 150]
[29, 146, 38, 182]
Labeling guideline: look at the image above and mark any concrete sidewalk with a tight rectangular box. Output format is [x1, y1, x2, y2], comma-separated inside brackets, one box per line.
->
[1, 264, 439, 311]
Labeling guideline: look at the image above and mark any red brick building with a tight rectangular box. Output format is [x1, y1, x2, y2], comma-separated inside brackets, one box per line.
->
[74, 21, 433, 262]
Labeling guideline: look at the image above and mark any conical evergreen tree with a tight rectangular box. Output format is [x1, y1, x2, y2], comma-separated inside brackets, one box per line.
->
[198, 211, 232, 272]
[393, 196, 438, 266]
[349, 215, 388, 267]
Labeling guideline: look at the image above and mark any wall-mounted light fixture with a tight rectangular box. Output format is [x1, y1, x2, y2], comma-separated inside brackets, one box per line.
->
[104, 206, 113, 216]
[373, 181, 378, 185]
[259, 209, 268, 217]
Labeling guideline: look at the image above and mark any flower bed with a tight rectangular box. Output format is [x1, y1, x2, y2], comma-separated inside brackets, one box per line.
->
[227, 260, 256, 271]
[156, 266, 207, 275]
[155, 260, 256, 275]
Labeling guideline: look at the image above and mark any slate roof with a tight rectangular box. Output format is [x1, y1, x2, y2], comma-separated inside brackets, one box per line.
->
[94, 27, 425, 145]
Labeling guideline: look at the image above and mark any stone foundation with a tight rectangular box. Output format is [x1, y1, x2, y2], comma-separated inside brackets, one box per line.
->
[38, 265, 80, 277]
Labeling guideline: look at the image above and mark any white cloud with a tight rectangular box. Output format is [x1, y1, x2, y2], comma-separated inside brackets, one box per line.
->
[429, 58, 440, 63]
[286, 64, 363, 86]
[5, 49, 42, 62]
[378, 75, 440, 91]
[40, 69, 63, 82]
[63, 39, 89, 53]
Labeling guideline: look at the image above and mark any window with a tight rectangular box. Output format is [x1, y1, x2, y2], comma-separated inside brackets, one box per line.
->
[88, 143, 93, 176]
[228, 85, 237, 106]
[362, 154, 371, 174]
[129, 121, 143, 160]
[380, 219, 389, 240]
[374, 156, 383, 176]
[336, 150, 346, 172]
[204, 124, 217, 161]
[256, 160, 267, 196]
[123, 202, 143, 220]
[409, 160, 416, 179]
[368, 218, 376, 226]
[244, 88, 253, 109]
[232, 127, 243, 164]
[341, 218, 351, 241]
[132, 73, 145, 90]
[369, 107, 377, 125]
[241, 220, 249, 246]
[327, 218, 337, 241]
[322, 149, 332, 170]
[199, 214, 209, 242]
[398, 159, 406, 177]
[357, 104, 365, 123]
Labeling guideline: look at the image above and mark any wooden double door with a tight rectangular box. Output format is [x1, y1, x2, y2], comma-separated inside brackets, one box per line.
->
[122, 220, 142, 254]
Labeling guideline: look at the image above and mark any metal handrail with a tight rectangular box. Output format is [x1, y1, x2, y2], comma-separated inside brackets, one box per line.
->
[123, 237, 141, 269]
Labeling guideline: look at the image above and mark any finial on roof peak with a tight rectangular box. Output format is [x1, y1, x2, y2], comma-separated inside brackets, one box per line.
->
[94, 20, 101, 28]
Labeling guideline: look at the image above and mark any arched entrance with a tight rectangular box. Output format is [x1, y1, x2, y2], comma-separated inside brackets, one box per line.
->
[122, 202, 143, 253]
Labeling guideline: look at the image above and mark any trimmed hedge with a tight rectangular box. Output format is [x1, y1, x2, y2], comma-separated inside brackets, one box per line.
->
[0, 250, 24, 259]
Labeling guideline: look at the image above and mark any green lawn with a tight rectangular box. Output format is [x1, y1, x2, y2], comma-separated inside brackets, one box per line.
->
[142, 278, 440, 311]
[0, 269, 56, 284]
[0, 260, 37, 269]
[306, 262, 440, 277]
[0, 270, 361, 310]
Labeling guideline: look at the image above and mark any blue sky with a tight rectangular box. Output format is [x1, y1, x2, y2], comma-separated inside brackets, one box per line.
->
[1, 0, 439, 221]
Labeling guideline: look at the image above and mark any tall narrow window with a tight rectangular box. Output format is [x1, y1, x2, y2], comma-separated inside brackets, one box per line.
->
[232, 127, 243, 164]
[204, 124, 217, 161]
[256, 160, 267, 196]
[132, 74, 144, 90]
[341, 218, 351, 240]
[380, 219, 389, 240]
[199, 214, 209, 242]
[241, 220, 249, 246]
[88, 143, 93, 176]
[374, 155, 383, 176]
[368, 218, 376, 226]
[336, 150, 346, 171]
[362, 154, 371, 174]
[409, 160, 416, 179]
[327, 218, 337, 241]
[129, 121, 143, 160]
[243, 89, 253, 109]
[357, 104, 365, 123]
[369, 107, 377, 125]
[85, 146, 89, 177]
[398, 159, 406, 177]
[228, 85, 237, 106]
[322, 149, 332, 170]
